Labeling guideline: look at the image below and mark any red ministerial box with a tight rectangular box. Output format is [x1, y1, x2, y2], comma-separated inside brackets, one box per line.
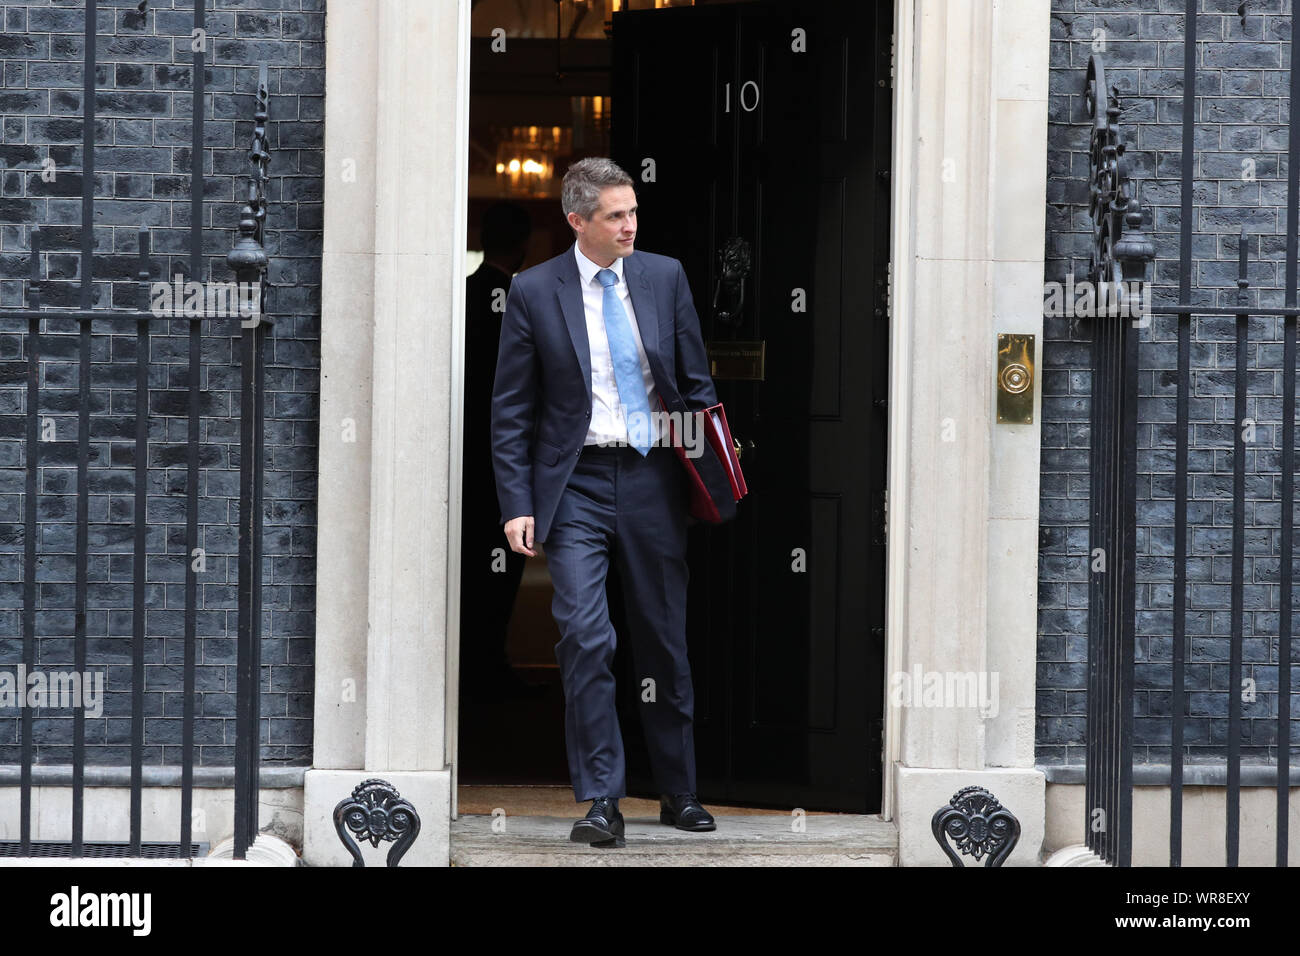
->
[663, 400, 748, 524]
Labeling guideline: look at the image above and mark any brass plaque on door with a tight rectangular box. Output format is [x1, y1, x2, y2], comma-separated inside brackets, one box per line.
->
[996, 333, 1034, 424]
[707, 340, 765, 381]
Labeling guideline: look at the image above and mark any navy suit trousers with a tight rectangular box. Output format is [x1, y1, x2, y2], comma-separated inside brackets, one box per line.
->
[544, 443, 697, 802]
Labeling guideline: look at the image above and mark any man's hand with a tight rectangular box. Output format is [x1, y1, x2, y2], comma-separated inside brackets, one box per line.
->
[504, 515, 536, 556]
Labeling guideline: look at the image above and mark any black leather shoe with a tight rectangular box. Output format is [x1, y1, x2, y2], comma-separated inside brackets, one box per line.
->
[659, 792, 716, 831]
[570, 797, 625, 848]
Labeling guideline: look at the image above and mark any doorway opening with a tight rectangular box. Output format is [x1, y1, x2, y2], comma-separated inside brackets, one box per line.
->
[457, 0, 891, 814]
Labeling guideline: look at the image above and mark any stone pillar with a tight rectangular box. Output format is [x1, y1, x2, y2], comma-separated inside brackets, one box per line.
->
[303, 0, 470, 867]
[885, 0, 1049, 866]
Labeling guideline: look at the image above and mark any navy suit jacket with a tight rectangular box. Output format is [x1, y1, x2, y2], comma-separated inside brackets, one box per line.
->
[490, 243, 719, 543]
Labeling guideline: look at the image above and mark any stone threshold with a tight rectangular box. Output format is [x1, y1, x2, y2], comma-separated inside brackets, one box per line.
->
[450, 813, 897, 866]
[0, 835, 299, 868]
[0, 765, 307, 788]
[1042, 763, 1300, 786]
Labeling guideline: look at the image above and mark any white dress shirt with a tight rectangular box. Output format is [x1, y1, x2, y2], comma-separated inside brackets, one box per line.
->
[574, 243, 665, 446]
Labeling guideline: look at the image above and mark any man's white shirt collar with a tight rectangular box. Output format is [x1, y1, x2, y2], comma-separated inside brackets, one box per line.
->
[575, 243, 624, 287]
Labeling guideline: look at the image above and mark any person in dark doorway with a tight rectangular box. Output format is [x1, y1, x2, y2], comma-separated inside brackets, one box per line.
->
[460, 201, 544, 701]
[491, 157, 719, 847]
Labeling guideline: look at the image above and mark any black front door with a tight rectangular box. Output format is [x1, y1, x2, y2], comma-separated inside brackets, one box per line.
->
[608, 0, 890, 812]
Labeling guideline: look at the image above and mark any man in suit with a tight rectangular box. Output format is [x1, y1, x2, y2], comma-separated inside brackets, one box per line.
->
[491, 157, 718, 846]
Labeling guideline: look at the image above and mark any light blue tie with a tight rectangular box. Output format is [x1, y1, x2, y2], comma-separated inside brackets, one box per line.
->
[597, 267, 652, 456]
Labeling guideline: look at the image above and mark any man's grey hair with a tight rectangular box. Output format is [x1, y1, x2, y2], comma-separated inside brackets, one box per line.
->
[561, 157, 634, 224]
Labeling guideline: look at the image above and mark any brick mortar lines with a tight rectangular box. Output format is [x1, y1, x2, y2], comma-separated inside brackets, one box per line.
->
[1042, 0, 1300, 769]
[0, 1, 324, 768]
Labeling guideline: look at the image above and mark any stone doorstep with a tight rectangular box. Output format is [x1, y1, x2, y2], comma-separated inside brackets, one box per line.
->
[450, 813, 898, 866]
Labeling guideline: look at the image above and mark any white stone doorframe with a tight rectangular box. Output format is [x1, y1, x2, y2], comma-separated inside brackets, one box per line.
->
[304, 0, 1051, 867]
[303, 0, 471, 867]
[884, 0, 1050, 865]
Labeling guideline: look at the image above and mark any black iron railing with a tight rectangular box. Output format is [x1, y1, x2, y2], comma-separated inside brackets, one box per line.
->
[1083, 0, 1299, 868]
[1081, 52, 1151, 868]
[228, 64, 273, 862]
[0, 0, 269, 861]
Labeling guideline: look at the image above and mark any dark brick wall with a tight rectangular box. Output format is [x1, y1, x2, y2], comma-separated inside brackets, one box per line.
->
[0, 0, 323, 767]
[1041, 0, 1300, 769]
